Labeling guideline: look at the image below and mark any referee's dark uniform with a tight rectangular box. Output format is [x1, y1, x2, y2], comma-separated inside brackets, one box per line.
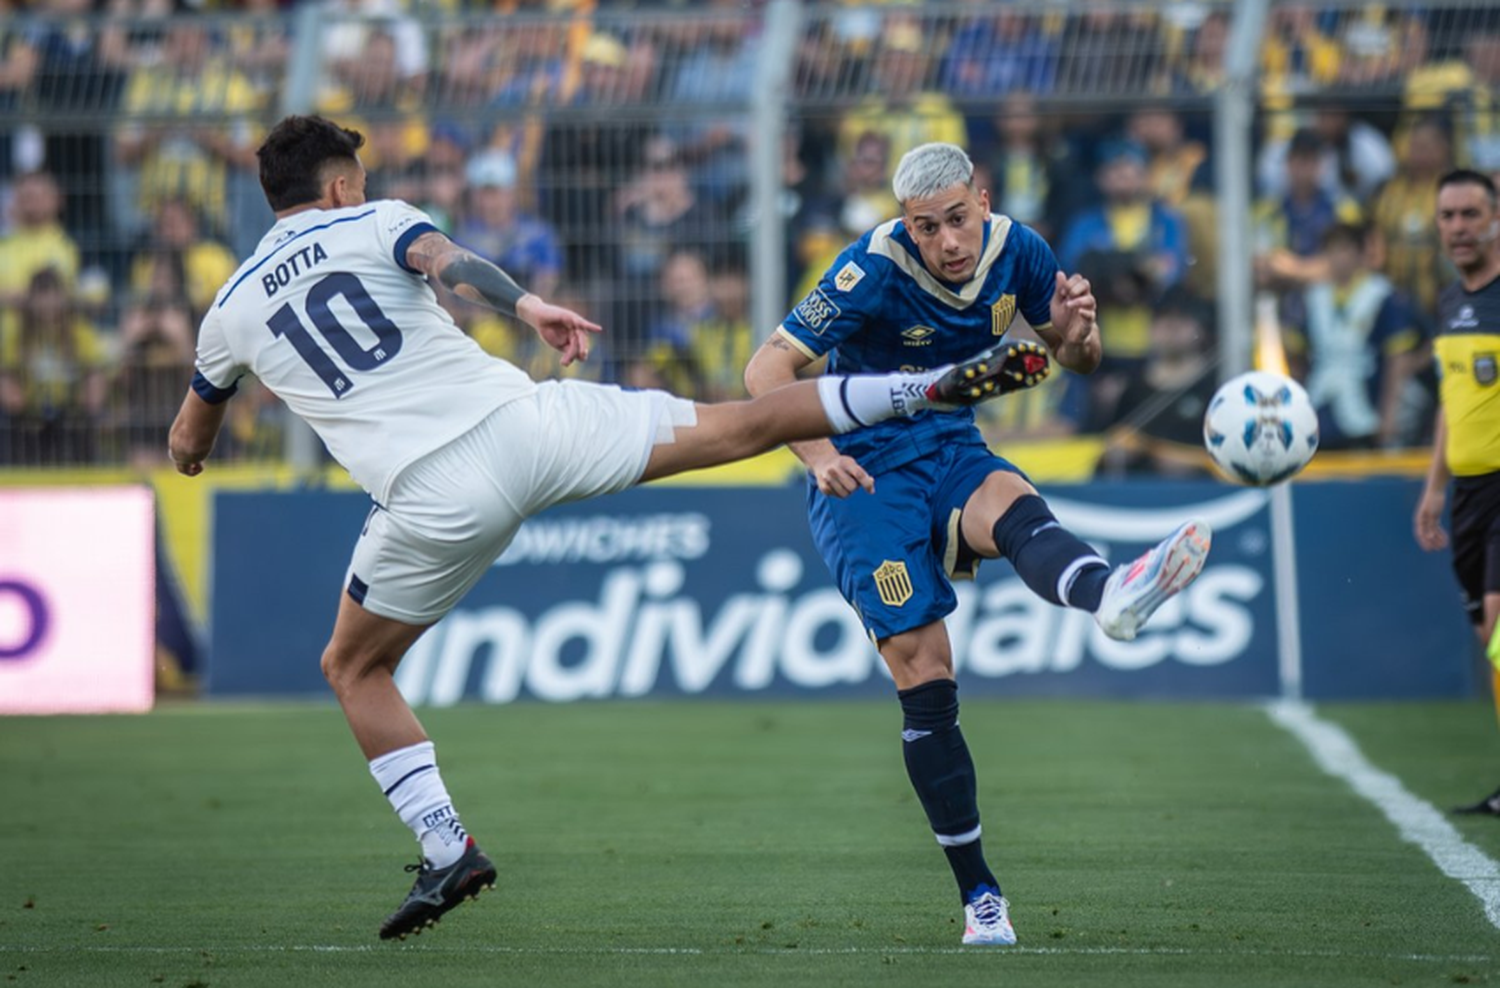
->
[1435, 274, 1500, 627]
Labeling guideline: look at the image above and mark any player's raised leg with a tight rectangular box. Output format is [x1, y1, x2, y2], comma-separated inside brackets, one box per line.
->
[641, 341, 1049, 482]
[320, 596, 497, 939]
[960, 470, 1213, 642]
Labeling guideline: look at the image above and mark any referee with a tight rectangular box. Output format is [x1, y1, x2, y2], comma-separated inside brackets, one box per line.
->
[1415, 169, 1500, 816]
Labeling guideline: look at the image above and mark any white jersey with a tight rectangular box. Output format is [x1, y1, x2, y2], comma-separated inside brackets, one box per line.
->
[195, 200, 536, 503]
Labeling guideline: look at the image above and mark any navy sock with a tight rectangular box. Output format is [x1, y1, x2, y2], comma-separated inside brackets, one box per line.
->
[898, 679, 999, 902]
[991, 494, 1109, 611]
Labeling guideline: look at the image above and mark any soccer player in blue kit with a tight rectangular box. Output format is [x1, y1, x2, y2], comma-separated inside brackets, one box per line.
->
[745, 143, 1213, 945]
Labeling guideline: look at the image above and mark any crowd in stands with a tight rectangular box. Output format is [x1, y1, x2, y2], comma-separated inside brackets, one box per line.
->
[2, 0, 1499, 472]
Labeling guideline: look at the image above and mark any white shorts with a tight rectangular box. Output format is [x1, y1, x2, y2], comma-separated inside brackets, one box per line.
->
[346, 380, 697, 624]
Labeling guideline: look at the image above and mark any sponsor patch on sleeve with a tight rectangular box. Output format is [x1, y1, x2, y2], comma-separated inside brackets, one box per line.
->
[793, 288, 842, 335]
[834, 260, 866, 292]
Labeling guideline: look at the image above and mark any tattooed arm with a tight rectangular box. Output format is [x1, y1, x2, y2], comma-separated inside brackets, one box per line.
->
[404, 230, 601, 365]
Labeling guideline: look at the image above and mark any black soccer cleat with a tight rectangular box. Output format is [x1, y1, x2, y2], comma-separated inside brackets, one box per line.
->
[379, 837, 498, 940]
[1452, 785, 1500, 817]
[925, 340, 1051, 406]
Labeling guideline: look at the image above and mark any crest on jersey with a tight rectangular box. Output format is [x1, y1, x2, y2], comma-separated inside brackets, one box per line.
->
[991, 294, 1017, 336]
[1476, 352, 1497, 386]
[873, 560, 914, 608]
[793, 289, 841, 335]
[834, 261, 866, 292]
[902, 325, 935, 346]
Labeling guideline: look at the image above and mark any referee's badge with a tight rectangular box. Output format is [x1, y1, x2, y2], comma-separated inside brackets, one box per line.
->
[991, 294, 1017, 336]
[1475, 353, 1497, 387]
[873, 560, 914, 608]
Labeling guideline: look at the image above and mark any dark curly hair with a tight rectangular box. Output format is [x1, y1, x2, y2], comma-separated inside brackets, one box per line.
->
[256, 115, 366, 211]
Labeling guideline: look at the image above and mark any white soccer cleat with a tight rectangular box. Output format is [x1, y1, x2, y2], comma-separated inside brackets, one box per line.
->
[962, 889, 1017, 946]
[1094, 519, 1213, 642]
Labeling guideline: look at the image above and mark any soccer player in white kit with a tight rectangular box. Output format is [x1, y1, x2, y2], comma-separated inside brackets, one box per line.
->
[169, 115, 1051, 940]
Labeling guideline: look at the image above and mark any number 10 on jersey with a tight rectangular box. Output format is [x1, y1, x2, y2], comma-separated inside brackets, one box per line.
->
[267, 272, 404, 396]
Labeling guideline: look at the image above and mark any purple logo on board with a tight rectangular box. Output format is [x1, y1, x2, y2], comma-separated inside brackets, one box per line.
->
[0, 580, 50, 660]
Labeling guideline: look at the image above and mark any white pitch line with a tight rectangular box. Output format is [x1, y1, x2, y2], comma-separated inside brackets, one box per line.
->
[0, 944, 1493, 963]
[1266, 700, 1500, 931]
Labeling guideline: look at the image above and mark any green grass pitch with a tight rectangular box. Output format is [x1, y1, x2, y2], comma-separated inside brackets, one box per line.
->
[3, 698, 1499, 987]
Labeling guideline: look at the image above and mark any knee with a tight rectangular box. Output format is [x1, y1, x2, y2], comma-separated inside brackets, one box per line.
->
[961, 473, 1038, 556]
[880, 640, 954, 690]
[320, 644, 388, 696]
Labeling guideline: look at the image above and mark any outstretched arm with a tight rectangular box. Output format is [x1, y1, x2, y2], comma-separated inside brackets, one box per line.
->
[168, 388, 231, 477]
[404, 230, 601, 366]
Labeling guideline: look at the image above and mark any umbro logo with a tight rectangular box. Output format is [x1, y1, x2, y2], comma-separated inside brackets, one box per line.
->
[902, 325, 935, 347]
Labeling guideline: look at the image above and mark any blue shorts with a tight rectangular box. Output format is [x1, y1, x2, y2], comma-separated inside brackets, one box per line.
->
[807, 440, 1026, 641]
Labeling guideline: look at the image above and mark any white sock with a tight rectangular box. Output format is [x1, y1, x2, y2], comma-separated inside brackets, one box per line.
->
[816, 372, 941, 434]
[369, 741, 469, 868]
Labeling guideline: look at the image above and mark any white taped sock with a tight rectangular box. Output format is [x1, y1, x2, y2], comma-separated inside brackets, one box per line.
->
[815, 376, 860, 432]
[817, 372, 940, 434]
[369, 741, 469, 868]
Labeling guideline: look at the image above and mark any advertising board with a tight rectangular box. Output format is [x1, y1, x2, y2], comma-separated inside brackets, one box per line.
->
[208, 479, 1473, 702]
[0, 487, 155, 714]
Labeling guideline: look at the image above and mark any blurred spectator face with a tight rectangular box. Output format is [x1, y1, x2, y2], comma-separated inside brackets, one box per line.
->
[1406, 122, 1452, 177]
[466, 151, 518, 226]
[621, 41, 658, 102]
[352, 33, 400, 99]
[996, 94, 1040, 146]
[1273, 8, 1317, 35]
[1286, 149, 1322, 198]
[155, 200, 199, 248]
[365, 120, 412, 170]
[1469, 35, 1500, 84]
[902, 182, 991, 283]
[145, 254, 186, 302]
[581, 34, 628, 99]
[711, 271, 748, 319]
[875, 23, 928, 95]
[1313, 109, 1350, 145]
[1194, 14, 1228, 66]
[1325, 234, 1363, 283]
[471, 183, 515, 226]
[164, 23, 212, 74]
[1437, 180, 1500, 274]
[846, 134, 889, 191]
[661, 252, 712, 312]
[1150, 311, 1203, 360]
[425, 128, 471, 212]
[1099, 157, 1147, 204]
[1128, 110, 1183, 154]
[994, 11, 1029, 41]
[11, 173, 62, 227]
[639, 140, 690, 204]
[24, 271, 68, 324]
[428, 127, 471, 171]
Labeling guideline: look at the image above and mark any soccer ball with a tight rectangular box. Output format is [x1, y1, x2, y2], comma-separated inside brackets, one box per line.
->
[1202, 371, 1319, 486]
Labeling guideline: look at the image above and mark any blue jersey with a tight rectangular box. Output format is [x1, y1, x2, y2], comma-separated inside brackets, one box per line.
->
[779, 214, 1059, 474]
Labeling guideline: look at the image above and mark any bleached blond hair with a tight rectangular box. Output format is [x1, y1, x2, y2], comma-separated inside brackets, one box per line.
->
[892, 143, 975, 206]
